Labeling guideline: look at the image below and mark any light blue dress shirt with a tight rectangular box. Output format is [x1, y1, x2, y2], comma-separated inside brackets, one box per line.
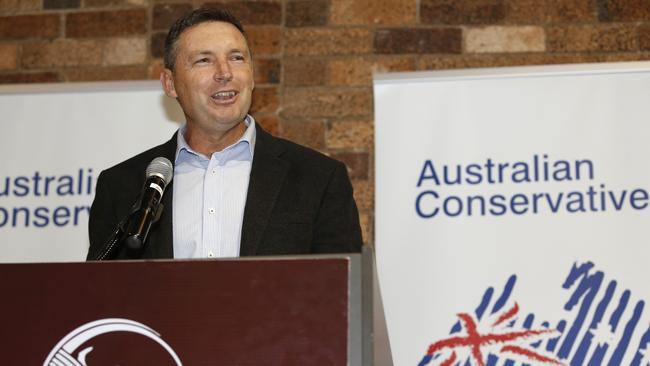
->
[172, 116, 256, 259]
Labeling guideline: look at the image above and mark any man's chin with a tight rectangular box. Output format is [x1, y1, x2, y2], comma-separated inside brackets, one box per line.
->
[186, 116, 243, 132]
[206, 108, 248, 124]
[213, 116, 247, 129]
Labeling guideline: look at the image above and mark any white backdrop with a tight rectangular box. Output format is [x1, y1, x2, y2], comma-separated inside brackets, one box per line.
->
[0, 81, 181, 263]
[374, 62, 650, 366]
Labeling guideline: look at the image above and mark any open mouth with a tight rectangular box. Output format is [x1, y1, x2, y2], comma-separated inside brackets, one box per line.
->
[211, 90, 238, 103]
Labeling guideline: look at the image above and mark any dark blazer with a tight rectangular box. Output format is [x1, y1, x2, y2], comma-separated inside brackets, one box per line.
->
[87, 124, 363, 259]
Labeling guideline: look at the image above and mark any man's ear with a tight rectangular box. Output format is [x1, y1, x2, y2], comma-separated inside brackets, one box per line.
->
[160, 68, 178, 98]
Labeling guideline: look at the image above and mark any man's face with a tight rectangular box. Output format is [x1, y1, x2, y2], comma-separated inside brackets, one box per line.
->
[161, 21, 254, 136]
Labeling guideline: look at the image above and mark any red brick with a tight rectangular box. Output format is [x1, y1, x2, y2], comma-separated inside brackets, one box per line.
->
[151, 32, 166, 59]
[22, 39, 103, 68]
[358, 210, 372, 245]
[84, 0, 147, 6]
[203, 1, 281, 25]
[250, 87, 279, 114]
[417, 53, 650, 71]
[506, 0, 597, 23]
[329, 152, 369, 179]
[418, 54, 565, 70]
[549, 0, 597, 22]
[285, 28, 373, 56]
[153, 3, 193, 31]
[599, 0, 650, 21]
[352, 179, 372, 211]
[254, 58, 280, 84]
[255, 115, 280, 136]
[63, 65, 148, 81]
[44, 0, 79, 9]
[280, 119, 325, 150]
[331, 0, 416, 25]
[0, 0, 40, 14]
[66, 9, 147, 38]
[596, 52, 650, 62]
[247, 26, 282, 55]
[148, 59, 165, 79]
[103, 37, 147, 66]
[0, 14, 59, 39]
[374, 28, 461, 54]
[281, 87, 372, 119]
[0, 72, 59, 83]
[640, 25, 650, 51]
[286, 0, 328, 27]
[421, 0, 505, 24]
[327, 57, 415, 86]
[0, 42, 18, 70]
[326, 120, 373, 149]
[547, 24, 637, 52]
[284, 58, 326, 86]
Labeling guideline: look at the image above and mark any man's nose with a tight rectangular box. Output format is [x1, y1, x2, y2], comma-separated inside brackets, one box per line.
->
[214, 60, 233, 82]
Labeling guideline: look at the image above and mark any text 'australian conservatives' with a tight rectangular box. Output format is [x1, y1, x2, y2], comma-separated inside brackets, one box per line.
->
[0, 169, 95, 228]
[415, 155, 649, 219]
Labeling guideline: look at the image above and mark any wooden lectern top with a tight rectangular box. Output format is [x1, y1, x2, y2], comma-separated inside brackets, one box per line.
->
[0, 257, 351, 365]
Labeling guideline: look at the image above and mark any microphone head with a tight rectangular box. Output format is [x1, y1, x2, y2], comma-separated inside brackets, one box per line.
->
[146, 157, 173, 184]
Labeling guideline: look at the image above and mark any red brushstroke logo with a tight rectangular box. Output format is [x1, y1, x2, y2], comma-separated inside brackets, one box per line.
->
[421, 303, 565, 366]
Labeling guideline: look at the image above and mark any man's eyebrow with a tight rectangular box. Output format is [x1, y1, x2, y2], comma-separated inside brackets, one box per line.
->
[229, 48, 248, 54]
[187, 49, 247, 56]
[186, 50, 214, 57]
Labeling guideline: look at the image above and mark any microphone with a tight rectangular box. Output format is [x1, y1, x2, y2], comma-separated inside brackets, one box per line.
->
[123, 157, 174, 253]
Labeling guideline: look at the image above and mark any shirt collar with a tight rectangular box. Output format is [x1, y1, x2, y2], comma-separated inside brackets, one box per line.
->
[175, 115, 256, 164]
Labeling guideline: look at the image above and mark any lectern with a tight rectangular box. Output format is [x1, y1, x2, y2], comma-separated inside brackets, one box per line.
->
[0, 251, 375, 365]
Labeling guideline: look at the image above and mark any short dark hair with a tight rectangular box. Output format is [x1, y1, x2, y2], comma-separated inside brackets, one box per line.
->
[163, 8, 246, 71]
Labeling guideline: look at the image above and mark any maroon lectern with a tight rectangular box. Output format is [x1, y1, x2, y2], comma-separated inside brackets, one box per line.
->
[0, 253, 373, 365]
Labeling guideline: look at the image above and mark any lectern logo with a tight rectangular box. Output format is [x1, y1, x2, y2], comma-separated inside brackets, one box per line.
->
[43, 318, 183, 366]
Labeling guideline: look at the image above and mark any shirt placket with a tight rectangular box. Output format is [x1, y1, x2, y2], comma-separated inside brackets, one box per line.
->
[203, 156, 221, 258]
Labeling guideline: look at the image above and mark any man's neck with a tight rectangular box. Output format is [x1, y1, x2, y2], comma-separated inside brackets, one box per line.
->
[184, 121, 247, 157]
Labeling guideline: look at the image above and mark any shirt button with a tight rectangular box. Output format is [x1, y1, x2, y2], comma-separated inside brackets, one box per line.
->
[208, 208, 215, 214]
[212, 169, 216, 174]
[208, 252, 214, 258]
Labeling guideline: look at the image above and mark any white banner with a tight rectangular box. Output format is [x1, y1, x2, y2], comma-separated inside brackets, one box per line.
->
[0, 81, 181, 263]
[374, 62, 650, 366]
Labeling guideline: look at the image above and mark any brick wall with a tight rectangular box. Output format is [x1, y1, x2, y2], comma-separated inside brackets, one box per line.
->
[2, 0, 650, 246]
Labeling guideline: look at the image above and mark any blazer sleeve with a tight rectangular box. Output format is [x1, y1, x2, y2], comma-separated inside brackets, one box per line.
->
[311, 161, 363, 253]
[86, 171, 118, 260]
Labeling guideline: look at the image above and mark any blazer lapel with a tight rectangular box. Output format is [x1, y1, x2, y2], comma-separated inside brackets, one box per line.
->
[240, 126, 288, 256]
[142, 132, 178, 259]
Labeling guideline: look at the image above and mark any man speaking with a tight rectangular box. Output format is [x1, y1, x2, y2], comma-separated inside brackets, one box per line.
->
[87, 8, 363, 260]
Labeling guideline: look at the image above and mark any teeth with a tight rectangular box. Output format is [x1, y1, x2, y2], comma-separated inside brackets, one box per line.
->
[212, 91, 236, 99]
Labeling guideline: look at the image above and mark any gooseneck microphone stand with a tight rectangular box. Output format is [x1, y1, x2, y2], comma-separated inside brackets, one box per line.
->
[92, 157, 173, 261]
[92, 219, 129, 260]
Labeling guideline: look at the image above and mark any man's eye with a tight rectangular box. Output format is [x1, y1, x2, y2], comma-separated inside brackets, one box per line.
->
[231, 55, 245, 61]
[195, 58, 209, 64]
